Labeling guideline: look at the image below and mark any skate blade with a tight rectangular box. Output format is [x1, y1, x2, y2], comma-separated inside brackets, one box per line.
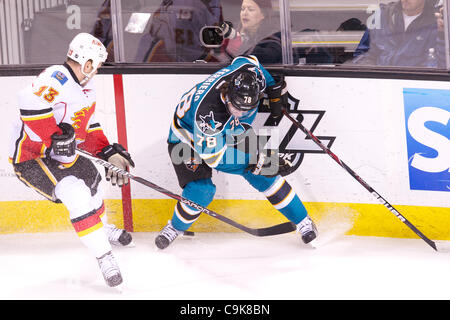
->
[124, 241, 136, 248]
[111, 240, 136, 248]
[308, 239, 318, 249]
[113, 283, 124, 293]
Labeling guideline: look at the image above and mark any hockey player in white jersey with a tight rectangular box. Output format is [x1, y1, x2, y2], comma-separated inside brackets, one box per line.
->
[156, 55, 318, 249]
[10, 33, 134, 288]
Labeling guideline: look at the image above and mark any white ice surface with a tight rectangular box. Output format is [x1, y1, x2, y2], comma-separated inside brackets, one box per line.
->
[1, 228, 450, 300]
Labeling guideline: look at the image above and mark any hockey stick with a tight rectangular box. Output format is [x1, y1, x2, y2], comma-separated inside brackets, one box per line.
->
[75, 148, 296, 237]
[282, 108, 440, 251]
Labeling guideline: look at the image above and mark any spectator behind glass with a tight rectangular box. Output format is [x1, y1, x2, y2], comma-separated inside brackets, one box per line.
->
[333, 18, 368, 64]
[134, 0, 223, 62]
[92, 0, 114, 62]
[434, 4, 446, 64]
[353, 0, 444, 68]
[221, 0, 282, 64]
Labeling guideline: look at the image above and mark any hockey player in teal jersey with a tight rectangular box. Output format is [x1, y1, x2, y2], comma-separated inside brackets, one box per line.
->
[156, 55, 317, 249]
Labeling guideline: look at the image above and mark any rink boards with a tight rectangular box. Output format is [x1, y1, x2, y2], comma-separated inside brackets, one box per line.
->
[0, 73, 448, 239]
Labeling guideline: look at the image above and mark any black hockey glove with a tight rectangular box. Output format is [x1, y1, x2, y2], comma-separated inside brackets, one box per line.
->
[266, 74, 288, 119]
[51, 122, 76, 157]
[247, 149, 294, 177]
[97, 143, 135, 187]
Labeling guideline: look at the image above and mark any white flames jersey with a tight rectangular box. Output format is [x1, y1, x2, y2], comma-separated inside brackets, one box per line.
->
[9, 63, 109, 165]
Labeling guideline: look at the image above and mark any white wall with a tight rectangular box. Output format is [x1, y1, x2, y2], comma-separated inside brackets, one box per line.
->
[2, 73, 448, 209]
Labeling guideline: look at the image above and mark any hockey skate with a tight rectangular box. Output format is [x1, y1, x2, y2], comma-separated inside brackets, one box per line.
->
[155, 220, 182, 249]
[97, 251, 123, 288]
[104, 223, 134, 247]
[297, 216, 318, 244]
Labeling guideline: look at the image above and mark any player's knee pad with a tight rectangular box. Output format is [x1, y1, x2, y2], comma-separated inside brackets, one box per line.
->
[55, 176, 93, 219]
[182, 178, 216, 207]
[90, 181, 104, 210]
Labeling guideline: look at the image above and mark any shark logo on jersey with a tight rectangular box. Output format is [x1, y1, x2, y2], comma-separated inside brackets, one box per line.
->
[254, 93, 335, 176]
[403, 88, 450, 192]
[199, 111, 222, 134]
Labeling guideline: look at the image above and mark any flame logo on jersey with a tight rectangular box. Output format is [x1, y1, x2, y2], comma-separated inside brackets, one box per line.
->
[71, 102, 96, 136]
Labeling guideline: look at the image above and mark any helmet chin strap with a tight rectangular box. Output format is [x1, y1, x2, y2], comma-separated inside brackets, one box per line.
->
[79, 61, 96, 85]
[79, 75, 90, 86]
[80, 71, 94, 86]
[224, 94, 236, 117]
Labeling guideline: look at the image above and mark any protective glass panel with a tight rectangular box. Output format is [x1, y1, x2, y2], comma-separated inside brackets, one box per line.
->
[0, 0, 447, 68]
[121, 0, 282, 64]
[120, 0, 224, 63]
[290, 0, 447, 68]
[1, 0, 108, 64]
[215, 0, 282, 64]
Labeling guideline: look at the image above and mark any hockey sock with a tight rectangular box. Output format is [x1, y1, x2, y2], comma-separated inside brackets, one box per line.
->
[171, 201, 202, 231]
[171, 178, 216, 231]
[55, 176, 111, 257]
[242, 174, 308, 224]
[71, 205, 111, 257]
[263, 177, 308, 224]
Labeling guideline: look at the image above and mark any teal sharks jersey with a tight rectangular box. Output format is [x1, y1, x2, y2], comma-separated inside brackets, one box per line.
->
[168, 56, 275, 170]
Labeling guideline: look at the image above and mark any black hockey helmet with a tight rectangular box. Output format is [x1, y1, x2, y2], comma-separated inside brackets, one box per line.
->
[227, 71, 261, 111]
